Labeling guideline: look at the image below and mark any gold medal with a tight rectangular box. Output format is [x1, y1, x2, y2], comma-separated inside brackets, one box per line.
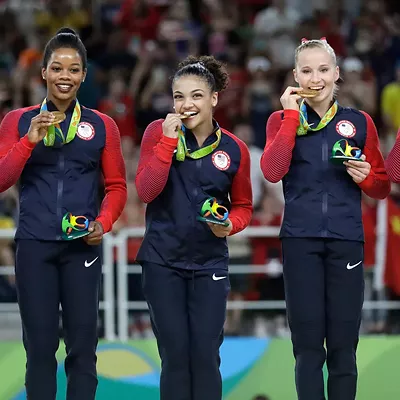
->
[49, 111, 66, 124]
[297, 88, 319, 98]
[179, 111, 197, 119]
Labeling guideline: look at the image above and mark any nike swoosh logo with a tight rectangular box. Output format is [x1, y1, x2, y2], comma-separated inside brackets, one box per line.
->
[346, 260, 362, 270]
[212, 273, 227, 281]
[85, 257, 99, 268]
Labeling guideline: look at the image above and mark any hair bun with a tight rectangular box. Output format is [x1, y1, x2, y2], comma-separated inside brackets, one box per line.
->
[56, 27, 77, 36]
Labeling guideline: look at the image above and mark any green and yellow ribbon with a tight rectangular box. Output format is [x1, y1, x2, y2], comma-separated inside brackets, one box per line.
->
[176, 125, 221, 161]
[296, 100, 338, 136]
[40, 99, 81, 146]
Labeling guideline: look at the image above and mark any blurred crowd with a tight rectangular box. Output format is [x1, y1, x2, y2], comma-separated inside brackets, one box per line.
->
[0, 0, 400, 338]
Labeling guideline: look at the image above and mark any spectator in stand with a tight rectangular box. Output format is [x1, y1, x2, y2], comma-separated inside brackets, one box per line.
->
[98, 72, 137, 161]
[338, 57, 376, 117]
[242, 56, 280, 150]
[35, 0, 90, 37]
[116, 0, 164, 54]
[381, 61, 400, 143]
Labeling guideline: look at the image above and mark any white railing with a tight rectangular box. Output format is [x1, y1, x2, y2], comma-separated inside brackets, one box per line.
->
[113, 226, 285, 341]
[112, 206, 400, 341]
[2, 199, 400, 341]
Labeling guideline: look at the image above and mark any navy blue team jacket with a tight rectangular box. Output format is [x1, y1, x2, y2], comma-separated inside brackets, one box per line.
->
[0, 100, 127, 241]
[135, 119, 253, 270]
[261, 104, 390, 242]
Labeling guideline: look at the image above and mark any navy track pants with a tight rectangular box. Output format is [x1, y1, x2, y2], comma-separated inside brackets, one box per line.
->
[15, 239, 102, 400]
[282, 238, 364, 400]
[141, 262, 230, 400]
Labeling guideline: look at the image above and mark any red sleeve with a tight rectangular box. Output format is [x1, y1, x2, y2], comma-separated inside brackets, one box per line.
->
[358, 111, 390, 199]
[385, 128, 400, 183]
[228, 136, 253, 235]
[0, 109, 36, 193]
[260, 110, 299, 183]
[135, 119, 178, 203]
[94, 111, 127, 233]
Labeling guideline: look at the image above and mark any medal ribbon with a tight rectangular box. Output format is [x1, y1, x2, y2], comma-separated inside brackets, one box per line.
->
[40, 99, 81, 146]
[296, 100, 338, 136]
[176, 125, 221, 161]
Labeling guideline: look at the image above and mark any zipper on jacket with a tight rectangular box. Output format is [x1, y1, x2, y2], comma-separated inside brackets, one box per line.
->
[186, 159, 203, 269]
[56, 153, 65, 240]
[321, 130, 328, 237]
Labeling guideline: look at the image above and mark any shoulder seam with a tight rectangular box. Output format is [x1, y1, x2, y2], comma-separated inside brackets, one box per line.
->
[221, 128, 246, 148]
[339, 106, 364, 117]
[88, 108, 110, 120]
[13, 105, 40, 119]
[20, 104, 40, 114]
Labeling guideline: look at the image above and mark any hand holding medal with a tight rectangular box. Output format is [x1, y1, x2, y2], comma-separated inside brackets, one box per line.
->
[162, 111, 222, 162]
[344, 155, 371, 183]
[280, 86, 302, 111]
[39, 99, 81, 146]
[27, 111, 56, 144]
[280, 86, 320, 112]
[161, 113, 184, 139]
[84, 221, 104, 245]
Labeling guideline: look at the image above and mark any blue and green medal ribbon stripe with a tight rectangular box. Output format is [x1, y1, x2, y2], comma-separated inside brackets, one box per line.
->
[176, 126, 222, 161]
[40, 99, 81, 146]
[297, 100, 338, 136]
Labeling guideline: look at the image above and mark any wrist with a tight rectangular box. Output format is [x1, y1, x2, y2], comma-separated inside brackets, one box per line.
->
[163, 132, 178, 139]
[95, 220, 104, 233]
[26, 134, 39, 144]
[22, 134, 39, 148]
[283, 109, 300, 120]
[160, 135, 179, 152]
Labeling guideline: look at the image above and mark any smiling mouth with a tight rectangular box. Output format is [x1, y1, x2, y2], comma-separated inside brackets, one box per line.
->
[308, 86, 325, 94]
[179, 111, 198, 119]
[55, 84, 74, 93]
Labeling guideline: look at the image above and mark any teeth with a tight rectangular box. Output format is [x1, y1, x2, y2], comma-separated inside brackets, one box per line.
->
[184, 111, 197, 116]
[57, 85, 72, 90]
[310, 87, 324, 90]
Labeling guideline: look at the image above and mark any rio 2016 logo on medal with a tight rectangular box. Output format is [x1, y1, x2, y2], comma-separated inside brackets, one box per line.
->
[330, 139, 364, 165]
[61, 212, 91, 240]
[197, 197, 230, 226]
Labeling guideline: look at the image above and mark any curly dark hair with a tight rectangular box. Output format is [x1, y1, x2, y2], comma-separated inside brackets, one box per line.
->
[173, 55, 229, 92]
